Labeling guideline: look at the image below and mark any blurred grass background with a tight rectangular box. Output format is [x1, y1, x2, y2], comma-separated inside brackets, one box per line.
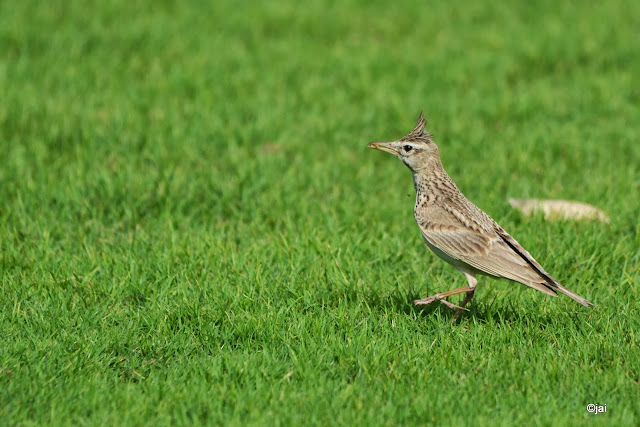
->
[1, 0, 639, 425]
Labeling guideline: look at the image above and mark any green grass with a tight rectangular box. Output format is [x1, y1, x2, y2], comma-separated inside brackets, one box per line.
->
[1, 0, 639, 425]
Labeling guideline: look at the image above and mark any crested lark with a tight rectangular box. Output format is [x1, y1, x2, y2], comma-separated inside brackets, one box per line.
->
[369, 112, 593, 321]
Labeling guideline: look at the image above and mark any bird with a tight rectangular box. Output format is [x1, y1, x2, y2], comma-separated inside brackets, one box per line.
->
[368, 112, 593, 321]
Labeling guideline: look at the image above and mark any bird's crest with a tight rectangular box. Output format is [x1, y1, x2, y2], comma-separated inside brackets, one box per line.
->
[400, 111, 431, 142]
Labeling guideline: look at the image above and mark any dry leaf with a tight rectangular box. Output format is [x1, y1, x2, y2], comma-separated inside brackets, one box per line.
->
[508, 198, 610, 223]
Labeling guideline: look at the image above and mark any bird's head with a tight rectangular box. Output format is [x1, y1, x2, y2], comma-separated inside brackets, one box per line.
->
[368, 111, 440, 172]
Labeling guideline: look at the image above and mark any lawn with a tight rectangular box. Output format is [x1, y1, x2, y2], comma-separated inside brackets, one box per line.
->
[1, 0, 639, 425]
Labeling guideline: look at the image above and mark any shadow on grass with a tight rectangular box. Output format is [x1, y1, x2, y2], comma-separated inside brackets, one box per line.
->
[315, 281, 580, 327]
[365, 288, 560, 326]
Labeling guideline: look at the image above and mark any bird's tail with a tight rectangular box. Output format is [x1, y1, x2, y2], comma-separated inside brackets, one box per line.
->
[550, 282, 594, 307]
[497, 231, 594, 307]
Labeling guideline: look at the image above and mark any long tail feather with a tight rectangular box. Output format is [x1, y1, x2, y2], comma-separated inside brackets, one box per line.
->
[498, 231, 594, 307]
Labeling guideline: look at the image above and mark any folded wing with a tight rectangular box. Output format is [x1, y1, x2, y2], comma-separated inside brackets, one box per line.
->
[417, 206, 559, 296]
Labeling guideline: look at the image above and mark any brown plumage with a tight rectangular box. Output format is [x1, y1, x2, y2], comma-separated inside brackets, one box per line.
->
[369, 112, 593, 321]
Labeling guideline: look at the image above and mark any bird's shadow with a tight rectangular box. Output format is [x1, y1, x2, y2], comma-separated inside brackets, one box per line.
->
[370, 289, 560, 327]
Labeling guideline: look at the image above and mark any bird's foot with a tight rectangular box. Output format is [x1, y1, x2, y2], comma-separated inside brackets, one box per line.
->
[413, 295, 467, 311]
[413, 295, 439, 305]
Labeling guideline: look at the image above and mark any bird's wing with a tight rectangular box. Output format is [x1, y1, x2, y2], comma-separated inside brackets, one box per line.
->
[416, 205, 558, 296]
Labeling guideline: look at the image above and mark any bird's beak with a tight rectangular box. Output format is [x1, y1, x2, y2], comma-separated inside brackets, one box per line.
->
[368, 141, 400, 156]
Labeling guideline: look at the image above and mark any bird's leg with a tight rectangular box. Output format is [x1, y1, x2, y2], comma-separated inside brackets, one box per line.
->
[413, 286, 471, 309]
[413, 273, 479, 320]
[452, 273, 478, 323]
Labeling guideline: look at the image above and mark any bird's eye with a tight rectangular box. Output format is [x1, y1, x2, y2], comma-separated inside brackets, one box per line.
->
[403, 145, 413, 152]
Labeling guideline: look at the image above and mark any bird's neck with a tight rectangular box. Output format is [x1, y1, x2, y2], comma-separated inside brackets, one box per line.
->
[411, 162, 461, 202]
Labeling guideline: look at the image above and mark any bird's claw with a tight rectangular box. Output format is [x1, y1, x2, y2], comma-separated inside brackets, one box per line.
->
[413, 296, 439, 305]
[413, 296, 468, 311]
[439, 299, 467, 311]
